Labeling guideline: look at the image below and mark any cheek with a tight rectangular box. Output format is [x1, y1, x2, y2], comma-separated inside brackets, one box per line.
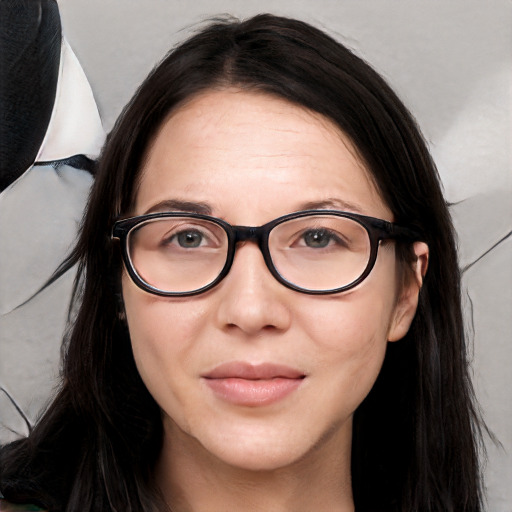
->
[299, 300, 390, 421]
[122, 282, 220, 437]
[302, 289, 395, 353]
[123, 273, 206, 344]
[304, 298, 389, 374]
[297, 265, 399, 398]
[121, 274, 209, 406]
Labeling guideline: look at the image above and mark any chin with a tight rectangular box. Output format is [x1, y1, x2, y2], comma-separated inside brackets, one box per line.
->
[215, 440, 310, 473]
[191, 414, 348, 474]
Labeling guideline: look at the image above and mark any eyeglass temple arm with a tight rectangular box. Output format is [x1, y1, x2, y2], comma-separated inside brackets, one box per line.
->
[387, 223, 423, 242]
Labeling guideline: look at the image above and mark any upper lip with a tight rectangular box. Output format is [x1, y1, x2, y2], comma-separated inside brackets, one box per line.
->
[202, 362, 305, 380]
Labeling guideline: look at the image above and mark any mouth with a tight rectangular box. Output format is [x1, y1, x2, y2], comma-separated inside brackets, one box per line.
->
[202, 362, 306, 407]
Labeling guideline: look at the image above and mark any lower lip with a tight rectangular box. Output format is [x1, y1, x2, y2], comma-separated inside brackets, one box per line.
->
[203, 377, 303, 406]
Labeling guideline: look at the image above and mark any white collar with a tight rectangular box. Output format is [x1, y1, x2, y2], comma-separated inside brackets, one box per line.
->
[35, 38, 105, 163]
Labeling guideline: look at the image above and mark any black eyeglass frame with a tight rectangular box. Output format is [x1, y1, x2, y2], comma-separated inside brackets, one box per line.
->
[111, 210, 422, 297]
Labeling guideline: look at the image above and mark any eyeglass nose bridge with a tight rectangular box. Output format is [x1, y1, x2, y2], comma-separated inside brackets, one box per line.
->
[214, 219, 303, 298]
[225, 224, 274, 279]
[233, 225, 265, 244]
[230, 224, 270, 261]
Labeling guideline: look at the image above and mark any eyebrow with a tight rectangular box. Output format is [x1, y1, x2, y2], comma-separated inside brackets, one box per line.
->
[144, 199, 213, 215]
[143, 197, 364, 217]
[297, 199, 365, 214]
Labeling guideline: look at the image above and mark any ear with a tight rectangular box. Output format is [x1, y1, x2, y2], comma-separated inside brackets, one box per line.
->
[387, 242, 429, 342]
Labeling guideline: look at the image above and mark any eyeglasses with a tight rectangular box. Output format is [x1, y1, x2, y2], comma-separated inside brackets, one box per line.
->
[111, 210, 421, 296]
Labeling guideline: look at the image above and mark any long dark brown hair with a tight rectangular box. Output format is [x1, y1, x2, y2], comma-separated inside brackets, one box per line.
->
[1, 14, 485, 511]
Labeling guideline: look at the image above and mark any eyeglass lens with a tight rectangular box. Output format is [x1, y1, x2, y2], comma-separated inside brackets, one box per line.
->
[127, 215, 371, 294]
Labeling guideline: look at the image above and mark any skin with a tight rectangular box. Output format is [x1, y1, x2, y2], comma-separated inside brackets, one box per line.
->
[122, 89, 428, 512]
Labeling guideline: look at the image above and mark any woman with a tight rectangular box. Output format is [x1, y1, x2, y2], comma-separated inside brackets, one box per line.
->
[0, 14, 485, 512]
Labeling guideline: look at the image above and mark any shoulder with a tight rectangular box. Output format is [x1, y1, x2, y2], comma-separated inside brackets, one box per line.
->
[0, 500, 45, 511]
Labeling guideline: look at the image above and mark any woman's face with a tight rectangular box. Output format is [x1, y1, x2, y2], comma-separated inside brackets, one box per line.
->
[122, 89, 422, 472]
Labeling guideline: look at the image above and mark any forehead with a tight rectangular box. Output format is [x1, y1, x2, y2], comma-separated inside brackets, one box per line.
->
[135, 89, 390, 221]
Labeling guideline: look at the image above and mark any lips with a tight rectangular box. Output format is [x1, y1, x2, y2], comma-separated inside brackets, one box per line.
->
[203, 362, 305, 380]
[202, 362, 305, 406]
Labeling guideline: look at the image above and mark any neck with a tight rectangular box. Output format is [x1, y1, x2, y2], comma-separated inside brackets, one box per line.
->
[155, 419, 355, 512]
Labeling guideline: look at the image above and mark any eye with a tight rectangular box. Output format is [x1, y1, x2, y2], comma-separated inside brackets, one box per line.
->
[165, 227, 219, 249]
[174, 229, 205, 248]
[301, 229, 341, 248]
[158, 220, 225, 250]
[132, 218, 226, 256]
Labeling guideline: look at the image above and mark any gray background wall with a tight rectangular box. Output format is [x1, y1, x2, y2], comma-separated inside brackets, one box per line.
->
[1, 1, 511, 509]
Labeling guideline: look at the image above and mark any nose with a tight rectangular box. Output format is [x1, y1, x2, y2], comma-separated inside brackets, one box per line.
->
[214, 242, 292, 336]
